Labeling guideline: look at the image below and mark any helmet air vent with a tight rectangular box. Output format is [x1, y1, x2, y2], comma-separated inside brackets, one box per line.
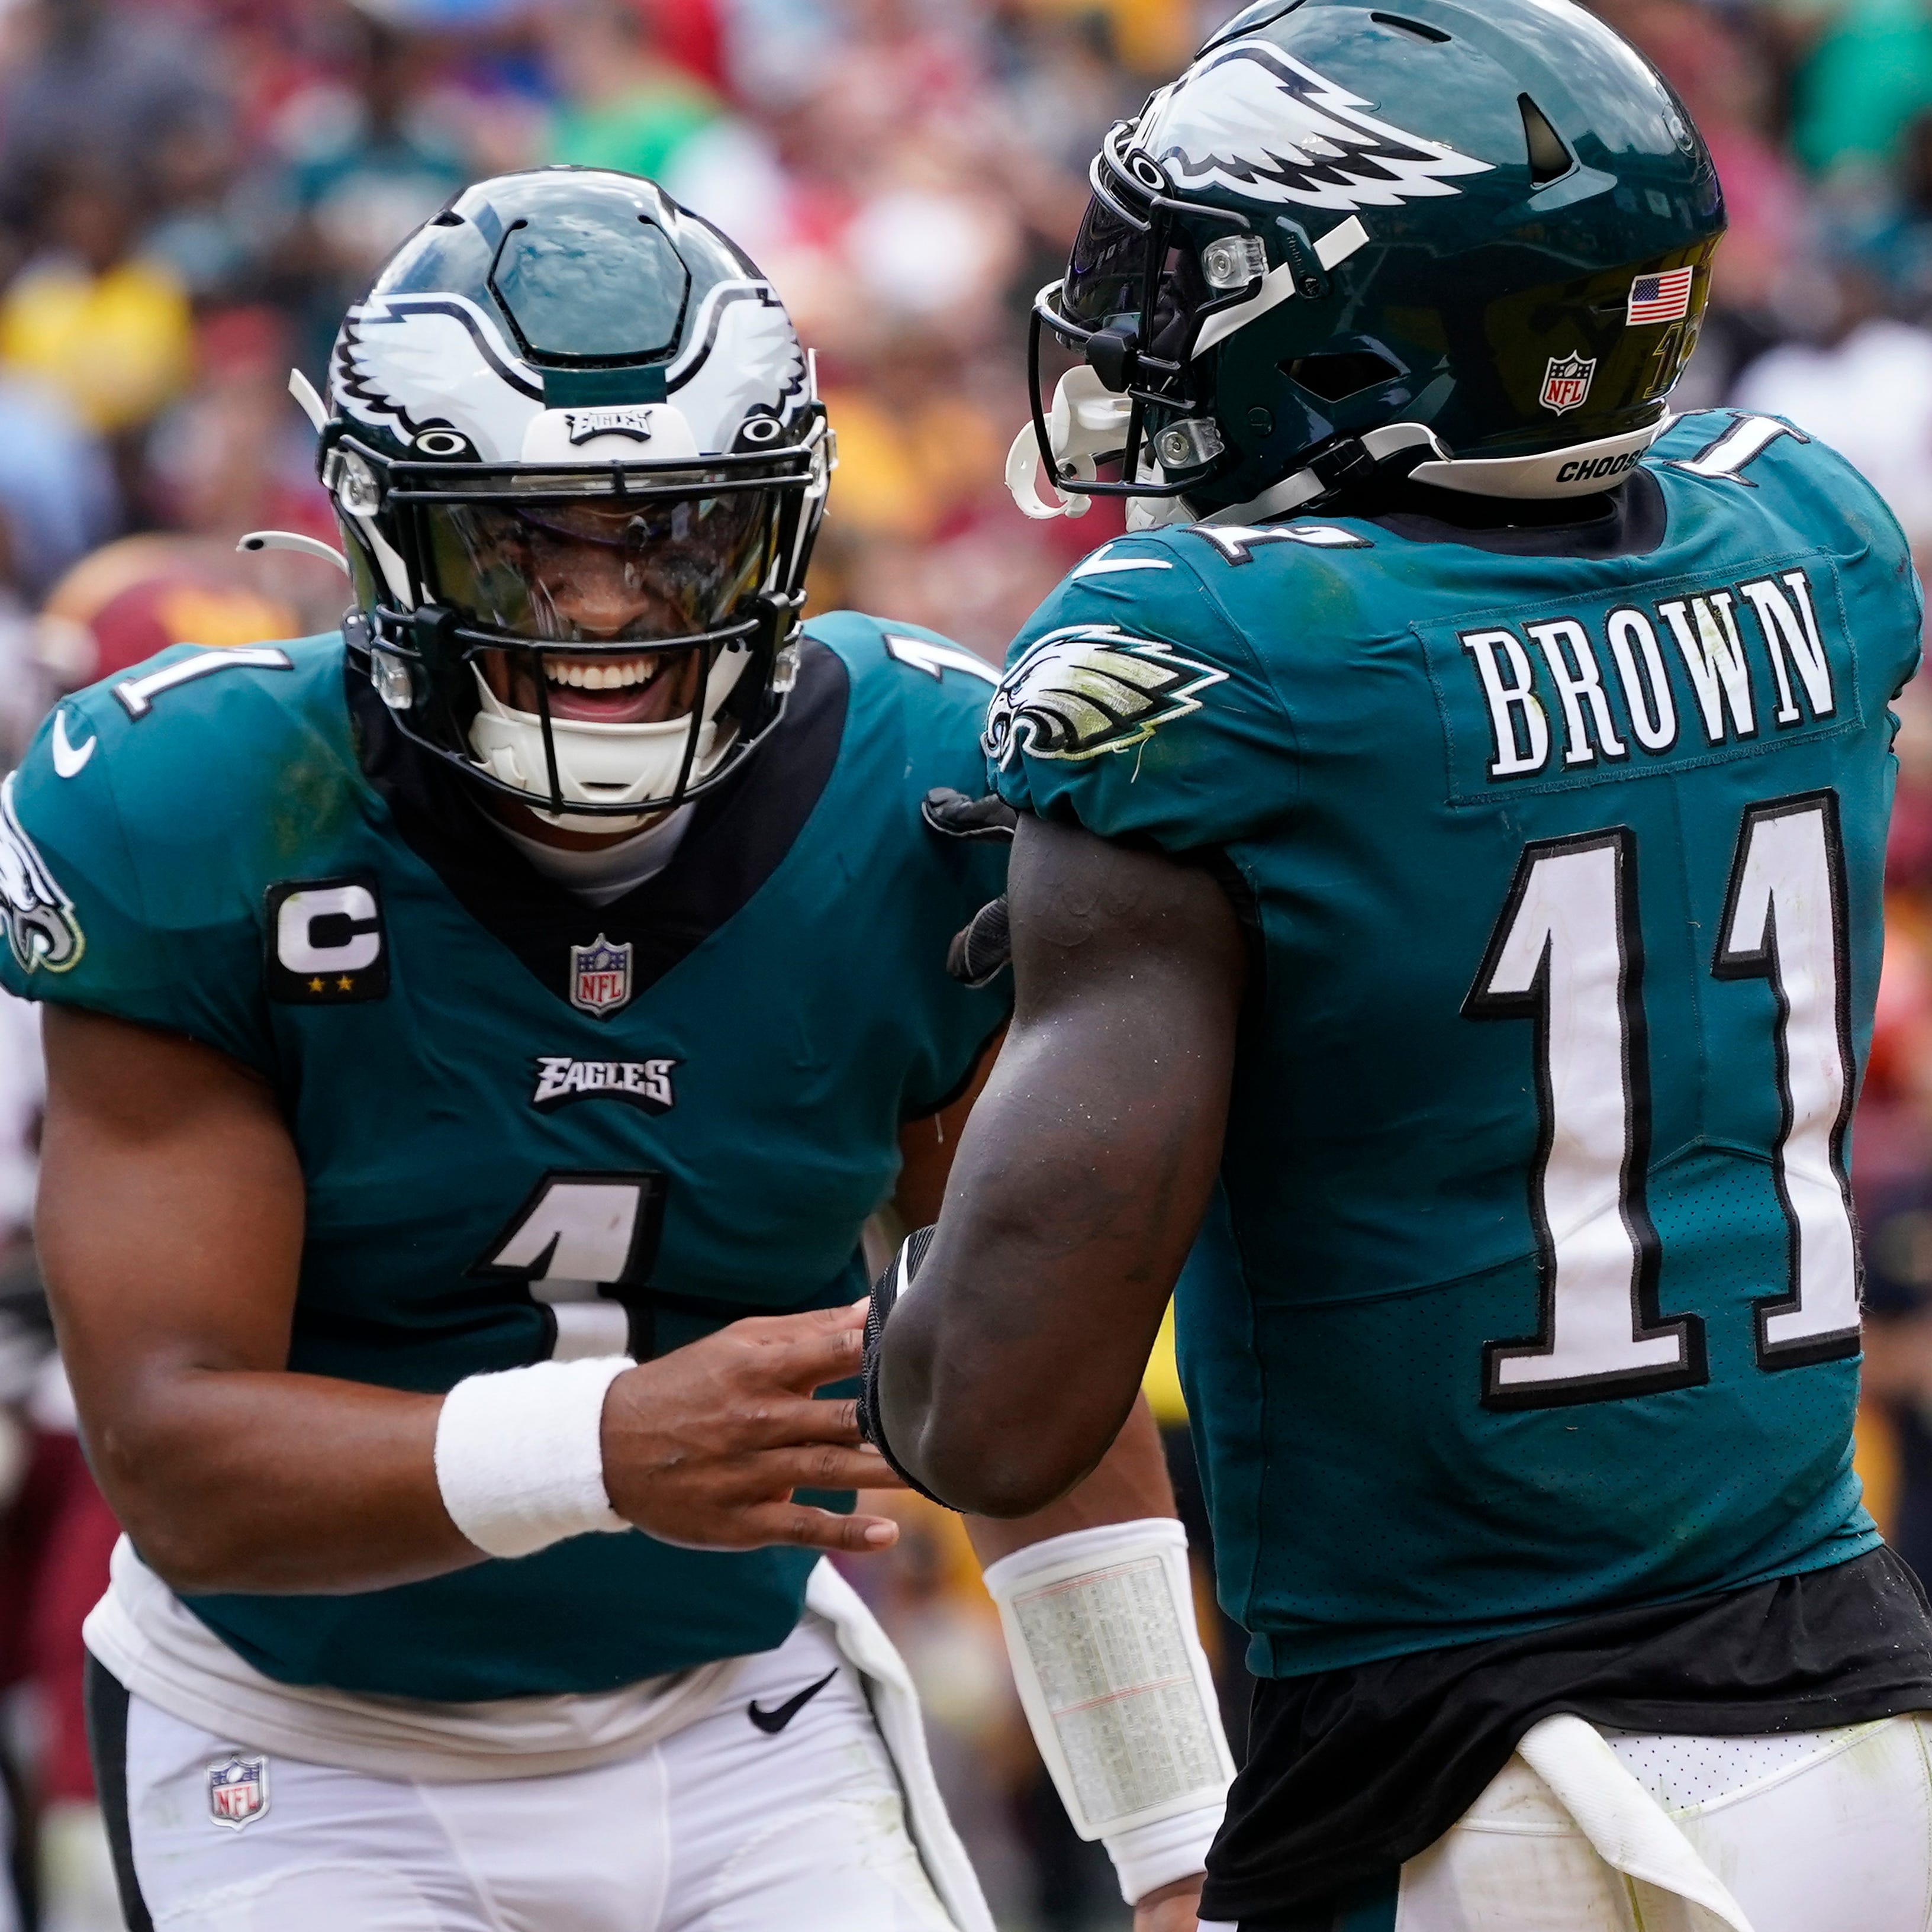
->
[1284, 351, 1402, 402]
[1370, 13, 1450, 42]
[1519, 96, 1573, 185]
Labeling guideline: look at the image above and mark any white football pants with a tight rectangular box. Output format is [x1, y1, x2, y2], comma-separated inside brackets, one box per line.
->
[1207, 1712, 1932, 1931]
[108, 1618, 957, 1932]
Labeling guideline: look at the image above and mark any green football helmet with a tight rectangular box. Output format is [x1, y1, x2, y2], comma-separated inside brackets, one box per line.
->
[1009, 0, 1725, 527]
[309, 166, 832, 828]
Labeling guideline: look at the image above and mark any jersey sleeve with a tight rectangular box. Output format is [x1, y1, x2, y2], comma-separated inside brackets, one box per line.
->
[0, 680, 275, 1073]
[806, 611, 1013, 1118]
[986, 536, 1297, 852]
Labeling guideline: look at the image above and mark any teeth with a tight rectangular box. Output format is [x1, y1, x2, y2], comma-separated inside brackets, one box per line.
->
[542, 656, 656, 691]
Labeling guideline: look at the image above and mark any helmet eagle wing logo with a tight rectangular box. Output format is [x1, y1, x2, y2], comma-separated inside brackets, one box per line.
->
[663, 281, 810, 452]
[334, 294, 545, 463]
[984, 624, 1229, 767]
[1140, 38, 1492, 213]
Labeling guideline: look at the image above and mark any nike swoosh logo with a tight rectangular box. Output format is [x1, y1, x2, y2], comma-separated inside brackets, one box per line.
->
[51, 709, 94, 778]
[748, 1667, 838, 1735]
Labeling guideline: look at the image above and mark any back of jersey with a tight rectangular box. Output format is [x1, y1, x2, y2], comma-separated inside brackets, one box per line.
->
[988, 413, 1923, 1677]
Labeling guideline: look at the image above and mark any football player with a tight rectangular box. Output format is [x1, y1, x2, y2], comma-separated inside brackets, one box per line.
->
[0, 171, 1231, 1931]
[865, 2, 1932, 1927]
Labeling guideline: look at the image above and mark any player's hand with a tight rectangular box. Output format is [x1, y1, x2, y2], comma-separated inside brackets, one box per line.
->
[1134, 1875, 1203, 1932]
[599, 1302, 903, 1554]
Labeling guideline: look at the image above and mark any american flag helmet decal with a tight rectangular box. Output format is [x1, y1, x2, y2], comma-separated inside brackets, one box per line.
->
[1627, 266, 1695, 326]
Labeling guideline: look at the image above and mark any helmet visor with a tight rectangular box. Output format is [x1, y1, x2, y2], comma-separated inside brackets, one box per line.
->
[1063, 191, 1149, 332]
[1061, 191, 1212, 368]
[420, 489, 777, 645]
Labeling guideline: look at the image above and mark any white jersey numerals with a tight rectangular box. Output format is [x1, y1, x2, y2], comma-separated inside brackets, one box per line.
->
[1465, 831, 1699, 1406]
[1714, 794, 1862, 1363]
[471, 1170, 667, 1362]
[1467, 791, 1858, 1409]
[112, 646, 293, 719]
[1668, 413, 1807, 484]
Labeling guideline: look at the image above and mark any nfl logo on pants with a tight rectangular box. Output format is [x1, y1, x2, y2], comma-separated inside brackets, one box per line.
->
[207, 1754, 269, 1829]
[571, 933, 635, 1016]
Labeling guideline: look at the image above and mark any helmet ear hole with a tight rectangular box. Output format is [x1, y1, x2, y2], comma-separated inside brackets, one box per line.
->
[1519, 95, 1573, 185]
[1284, 351, 1402, 402]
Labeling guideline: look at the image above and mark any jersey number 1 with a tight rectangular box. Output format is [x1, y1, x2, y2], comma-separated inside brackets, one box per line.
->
[471, 1171, 667, 1361]
[1465, 790, 1859, 1411]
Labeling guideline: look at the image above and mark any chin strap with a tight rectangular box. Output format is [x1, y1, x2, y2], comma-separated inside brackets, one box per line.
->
[1201, 422, 1448, 526]
[1015, 410, 1452, 530]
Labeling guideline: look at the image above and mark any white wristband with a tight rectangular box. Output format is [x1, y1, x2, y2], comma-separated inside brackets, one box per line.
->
[982, 1518, 1232, 1904]
[1100, 1798, 1227, 1906]
[434, 1356, 632, 1559]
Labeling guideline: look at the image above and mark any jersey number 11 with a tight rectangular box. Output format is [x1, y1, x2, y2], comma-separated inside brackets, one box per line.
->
[1465, 788, 1859, 1411]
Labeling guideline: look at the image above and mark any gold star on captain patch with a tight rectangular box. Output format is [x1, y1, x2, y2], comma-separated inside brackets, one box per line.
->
[307, 977, 323, 993]
[336, 975, 355, 993]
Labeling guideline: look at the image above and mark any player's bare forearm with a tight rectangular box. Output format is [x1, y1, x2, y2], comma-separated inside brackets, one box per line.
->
[40, 1007, 896, 1595]
[964, 1395, 1175, 1566]
[875, 816, 1245, 1516]
[897, 1039, 1186, 1554]
[38, 1006, 483, 1592]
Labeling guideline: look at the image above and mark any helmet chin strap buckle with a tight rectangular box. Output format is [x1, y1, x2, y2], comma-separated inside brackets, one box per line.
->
[1202, 423, 1449, 527]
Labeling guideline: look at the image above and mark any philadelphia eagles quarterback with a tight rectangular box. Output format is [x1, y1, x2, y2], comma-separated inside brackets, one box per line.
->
[0, 170, 1232, 1931]
[868, 2, 1932, 1928]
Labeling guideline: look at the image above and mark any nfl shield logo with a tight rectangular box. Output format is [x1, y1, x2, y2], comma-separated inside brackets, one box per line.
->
[1540, 354, 1596, 414]
[207, 1754, 269, 1830]
[571, 933, 634, 1016]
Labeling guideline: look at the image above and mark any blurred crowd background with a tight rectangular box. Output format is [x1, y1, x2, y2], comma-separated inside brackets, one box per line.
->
[0, 0, 1930, 1927]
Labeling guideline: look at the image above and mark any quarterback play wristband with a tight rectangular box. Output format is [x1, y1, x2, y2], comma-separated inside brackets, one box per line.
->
[434, 1356, 632, 1559]
[982, 1518, 1233, 1904]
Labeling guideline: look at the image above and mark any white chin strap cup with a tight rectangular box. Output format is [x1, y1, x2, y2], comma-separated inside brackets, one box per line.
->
[1006, 366, 1135, 520]
[466, 653, 748, 830]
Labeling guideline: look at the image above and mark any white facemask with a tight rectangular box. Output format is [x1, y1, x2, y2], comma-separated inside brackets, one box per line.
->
[466, 651, 750, 835]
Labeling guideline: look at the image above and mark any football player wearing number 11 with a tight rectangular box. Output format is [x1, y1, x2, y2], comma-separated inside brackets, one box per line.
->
[0, 170, 1234, 1932]
[867, 2, 1932, 1928]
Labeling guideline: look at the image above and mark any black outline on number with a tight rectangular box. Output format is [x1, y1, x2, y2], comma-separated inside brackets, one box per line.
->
[1712, 790, 1863, 1370]
[469, 1169, 669, 1360]
[1463, 827, 1707, 1411]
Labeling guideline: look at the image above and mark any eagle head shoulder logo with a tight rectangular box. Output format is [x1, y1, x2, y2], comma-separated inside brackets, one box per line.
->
[0, 773, 82, 975]
[571, 934, 635, 1016]
[983, 624, 1229, 768]
[1541, 354, 1596, 415]
[207, 1753, 269, 1829]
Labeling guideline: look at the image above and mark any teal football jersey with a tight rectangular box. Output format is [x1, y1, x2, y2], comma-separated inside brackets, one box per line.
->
[0, 616, 1008, 1699]
[988, 413, 1923, 1679]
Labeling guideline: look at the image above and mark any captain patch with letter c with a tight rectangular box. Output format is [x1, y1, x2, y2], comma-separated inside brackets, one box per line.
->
[265, 875, 389, 1003]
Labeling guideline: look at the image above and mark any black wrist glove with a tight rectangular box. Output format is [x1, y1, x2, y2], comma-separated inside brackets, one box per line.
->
[856, 1225, 958, 1511]
[920, 787, 1018, 843]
